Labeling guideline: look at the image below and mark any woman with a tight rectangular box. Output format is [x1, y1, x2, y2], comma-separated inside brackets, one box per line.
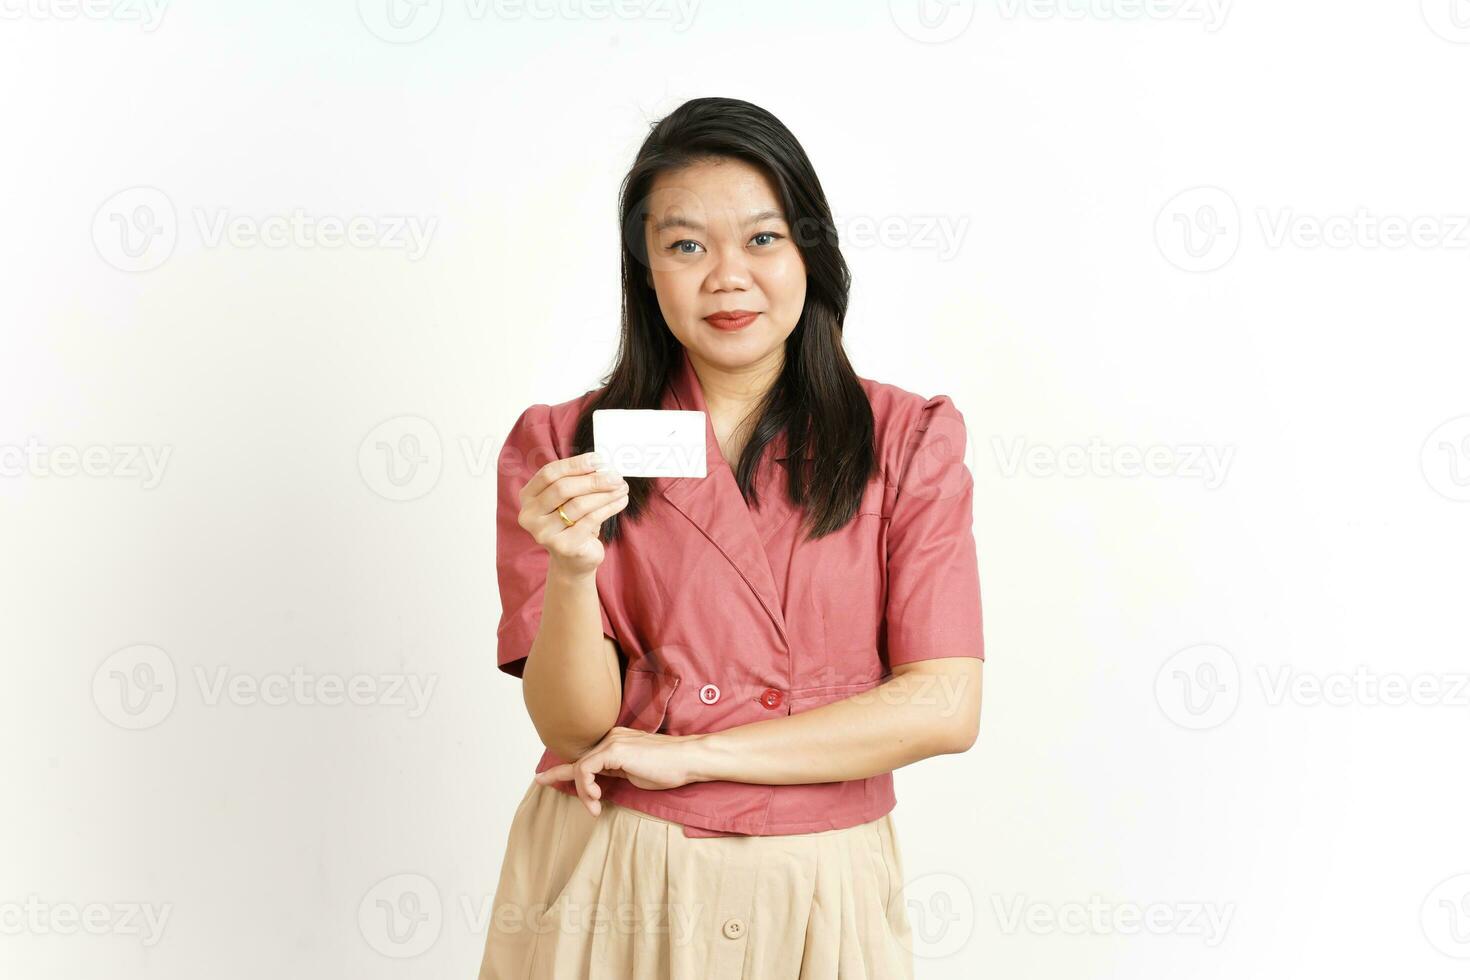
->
[479, 96, 984, 979]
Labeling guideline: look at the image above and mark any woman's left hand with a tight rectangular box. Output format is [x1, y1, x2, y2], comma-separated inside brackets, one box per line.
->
[533, 728, 705, 818]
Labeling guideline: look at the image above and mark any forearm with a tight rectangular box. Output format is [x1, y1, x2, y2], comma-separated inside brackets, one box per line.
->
[687, 662, 982, 786]
[521, 564, 621, 760]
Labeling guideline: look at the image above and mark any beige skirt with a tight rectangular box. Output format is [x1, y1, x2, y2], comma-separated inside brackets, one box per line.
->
[477, 779, 914, 979]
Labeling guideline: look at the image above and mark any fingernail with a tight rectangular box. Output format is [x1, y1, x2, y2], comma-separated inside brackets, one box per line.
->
[597, 467, 625, 488]
[585, 451, 604, 468]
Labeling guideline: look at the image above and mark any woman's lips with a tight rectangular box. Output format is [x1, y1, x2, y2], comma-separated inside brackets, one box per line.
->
[704, 312, 759, 331]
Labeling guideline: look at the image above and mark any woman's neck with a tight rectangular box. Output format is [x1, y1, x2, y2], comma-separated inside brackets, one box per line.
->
[689, 350, 782, 465]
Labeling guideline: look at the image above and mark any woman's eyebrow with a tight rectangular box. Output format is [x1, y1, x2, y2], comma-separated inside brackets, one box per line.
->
[650, 208, 787, 234]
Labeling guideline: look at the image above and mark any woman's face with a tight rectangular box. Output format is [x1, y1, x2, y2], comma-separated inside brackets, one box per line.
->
[642, 157, 807, 374]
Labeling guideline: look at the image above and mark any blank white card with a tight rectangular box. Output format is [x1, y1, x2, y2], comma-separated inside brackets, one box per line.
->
[592, 409, 707, 478]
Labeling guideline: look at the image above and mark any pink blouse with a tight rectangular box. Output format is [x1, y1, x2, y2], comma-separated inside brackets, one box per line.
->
[494, 347, 984, 837]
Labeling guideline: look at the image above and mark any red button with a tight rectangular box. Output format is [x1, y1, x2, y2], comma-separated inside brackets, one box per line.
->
[759, 688, 783, 710]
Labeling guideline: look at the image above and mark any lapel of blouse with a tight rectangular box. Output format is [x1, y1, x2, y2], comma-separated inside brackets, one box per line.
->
[653, 347, 794, 648]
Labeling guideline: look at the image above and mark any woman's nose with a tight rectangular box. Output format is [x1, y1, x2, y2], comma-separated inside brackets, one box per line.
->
[705, 243, 753, 290]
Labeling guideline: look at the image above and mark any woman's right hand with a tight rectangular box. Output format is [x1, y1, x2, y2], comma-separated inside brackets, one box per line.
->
[517, 451, 630, 578]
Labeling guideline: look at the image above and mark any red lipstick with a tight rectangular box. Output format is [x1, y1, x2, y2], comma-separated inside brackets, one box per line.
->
[704, 310, 759, 331]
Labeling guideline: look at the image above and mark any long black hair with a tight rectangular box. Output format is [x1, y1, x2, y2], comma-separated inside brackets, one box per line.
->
[576, 96, 876, 542]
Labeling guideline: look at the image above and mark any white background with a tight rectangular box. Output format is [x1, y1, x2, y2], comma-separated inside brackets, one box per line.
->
[3, 1, 1470, 977]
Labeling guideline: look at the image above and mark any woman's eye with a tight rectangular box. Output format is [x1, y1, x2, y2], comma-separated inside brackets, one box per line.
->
[666, 233, 783, 255]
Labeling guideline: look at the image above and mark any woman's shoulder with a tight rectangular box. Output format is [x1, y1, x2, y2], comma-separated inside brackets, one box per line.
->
[502, 385, 604, 457]
[856, 373, 964, 435]
[856, 374, 954, 417]
[856, 375, 967, 483]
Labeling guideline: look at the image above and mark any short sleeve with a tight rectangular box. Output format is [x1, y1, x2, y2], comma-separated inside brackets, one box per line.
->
[882, 394, 985, 668]
[495, 403, 617, 679]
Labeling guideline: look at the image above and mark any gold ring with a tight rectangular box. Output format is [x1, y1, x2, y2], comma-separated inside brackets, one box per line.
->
[557, 505, 576, 528]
